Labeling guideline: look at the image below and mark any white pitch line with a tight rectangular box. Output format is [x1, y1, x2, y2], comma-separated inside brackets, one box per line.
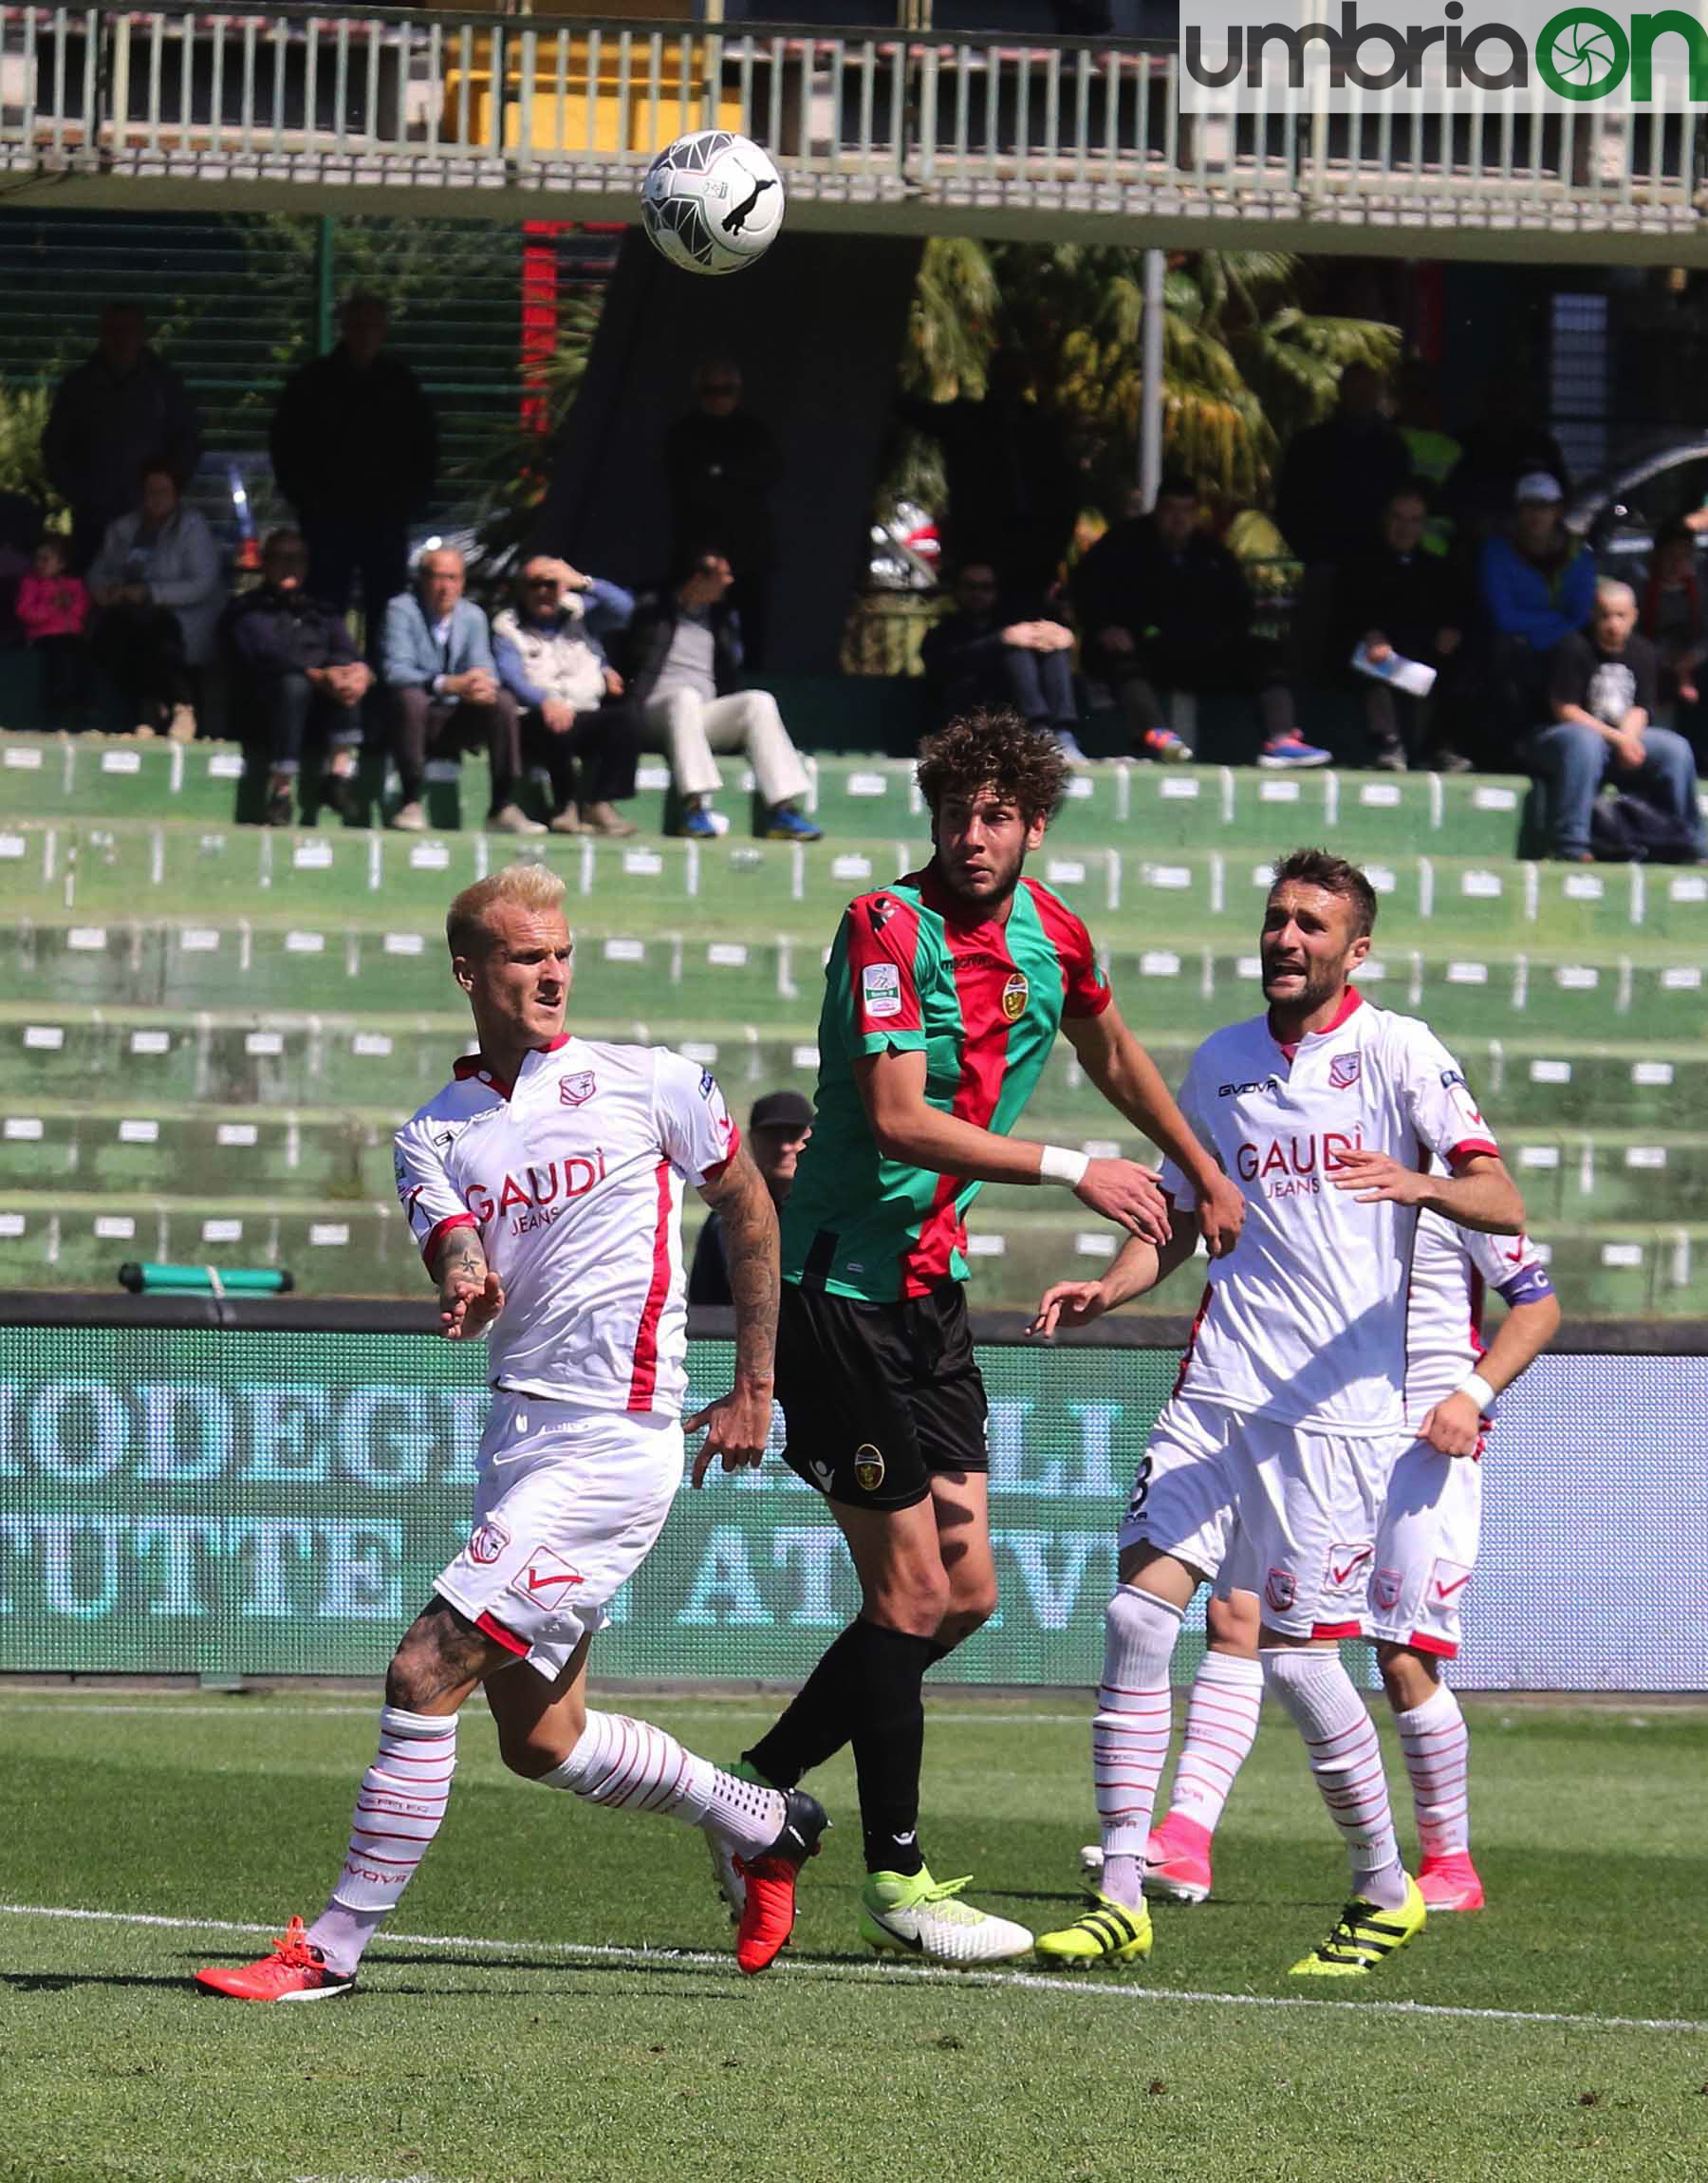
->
[3, 1902, 1702, 2038]
[0, 1700, 1093, 1726]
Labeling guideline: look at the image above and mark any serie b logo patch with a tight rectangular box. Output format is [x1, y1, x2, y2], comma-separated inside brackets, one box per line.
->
[854, 1444, 886, 1493]
[1000, 971, 1030, 1022]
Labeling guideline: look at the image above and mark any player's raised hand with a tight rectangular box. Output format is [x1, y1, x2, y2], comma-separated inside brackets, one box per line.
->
[1074, 1157, 1171, 1245]
[440, 1271, 504, 1338]
[686, 1383, 774, 1487]
[1197, 1170, 1246, 1259]
[1029, 1280, 1110, 1338]
[1329, 1148, 1428, 1206]
[1419, 1390, 1483, 1458]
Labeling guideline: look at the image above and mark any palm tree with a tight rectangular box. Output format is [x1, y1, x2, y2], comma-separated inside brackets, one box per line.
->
[892, 238, 1400, 519]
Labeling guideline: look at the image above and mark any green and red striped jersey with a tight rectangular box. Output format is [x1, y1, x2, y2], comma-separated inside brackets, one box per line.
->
[781, 864, 1111, 1302]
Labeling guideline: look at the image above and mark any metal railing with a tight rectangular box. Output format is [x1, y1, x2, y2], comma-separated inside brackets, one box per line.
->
[3, 6, 1705, 242]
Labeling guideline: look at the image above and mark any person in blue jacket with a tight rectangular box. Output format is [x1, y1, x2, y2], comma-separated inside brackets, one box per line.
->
[1478, 472, 1595, 751]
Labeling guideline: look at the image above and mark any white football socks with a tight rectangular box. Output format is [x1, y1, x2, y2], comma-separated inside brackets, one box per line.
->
[1093, 1586, 1183, 1908]
[306, 1706, 458, 1973]
[541, 1710, 787, 1857]
[1394, 1683, 1471, 1858]
[1166, 1649, 1265, 1834]
[1263, 1649, 1406, 1910]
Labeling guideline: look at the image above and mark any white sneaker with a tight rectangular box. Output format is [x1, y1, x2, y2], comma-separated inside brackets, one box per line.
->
[489, 803, 548, 836]
[859, 1869, 1033, 1966]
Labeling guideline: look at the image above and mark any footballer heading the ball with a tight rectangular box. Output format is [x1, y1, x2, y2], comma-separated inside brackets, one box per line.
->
[641, 129, 786, 276]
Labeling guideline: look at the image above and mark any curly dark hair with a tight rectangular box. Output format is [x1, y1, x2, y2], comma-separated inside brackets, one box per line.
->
[915, 708, 1069, 825]
[1270, 846, 1379, 940]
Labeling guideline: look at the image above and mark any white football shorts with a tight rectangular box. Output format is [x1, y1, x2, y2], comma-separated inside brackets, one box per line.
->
[1119, 1394, 1394, 1640]
[434, 1390, 683, 1682]
[1365, 1431, 1483, 1659]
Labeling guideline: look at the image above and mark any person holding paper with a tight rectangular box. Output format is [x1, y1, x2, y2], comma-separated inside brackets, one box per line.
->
[1336, 483, 1469, 771]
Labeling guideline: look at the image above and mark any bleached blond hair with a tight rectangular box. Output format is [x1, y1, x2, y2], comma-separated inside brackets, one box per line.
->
[445, 862, 568, 960]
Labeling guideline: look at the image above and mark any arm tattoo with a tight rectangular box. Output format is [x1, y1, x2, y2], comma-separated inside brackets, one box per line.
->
[431, 1227, 489, 1292]
[700, 1147, 779, 1384]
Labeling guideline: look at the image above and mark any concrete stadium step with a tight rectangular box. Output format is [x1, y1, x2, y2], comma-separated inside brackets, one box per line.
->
[9, 818, 1708, 956]
[6, 1097, 1707, 1229]
[1, 1184, 1702, 1315]
[6, 1004, 1704, 1142]
[9, 915, 1708, 1047]
[0, 732, 1543, 856]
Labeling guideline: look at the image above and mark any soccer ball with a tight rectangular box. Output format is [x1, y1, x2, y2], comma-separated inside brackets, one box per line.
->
[640, 130, 785, 277]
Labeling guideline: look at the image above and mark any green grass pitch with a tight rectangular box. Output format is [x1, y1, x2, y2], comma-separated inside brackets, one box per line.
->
[3, 1689, 1704, 2183]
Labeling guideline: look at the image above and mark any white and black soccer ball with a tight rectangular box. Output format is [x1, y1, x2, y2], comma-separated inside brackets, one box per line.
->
[640, 130, 785, 277]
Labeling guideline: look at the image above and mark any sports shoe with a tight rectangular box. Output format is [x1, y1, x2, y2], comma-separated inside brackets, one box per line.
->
[1034, 1891, 1153, 1968]
[579, 800, 638, 838]
[548, 807, 586, 834]
[764, 803, 824, 842]
[1052, 729, 1088, 764]
[859, 1868, 1033, 1967]
[1418, 1852, 1485, 1912]
[195, 1916, 356, 2003]
[1370, 740, 1408, 772]
[707, 1759, 772, 1922]
[1289, 1875, 1426, 1977]
[264, 773, 294, 828]
[1142, 1813, 1215, 1904]
[1142, 726, 1193, 763]
[1432, 745, 1474, 775]
[731, 1788, 828, 1975]
[318, 764, 355, 822]
[388, 800, 427, 832]
[1257, 735, 1332, 769]
[675, 803, 726, 840]
[489, 803, 548, 836]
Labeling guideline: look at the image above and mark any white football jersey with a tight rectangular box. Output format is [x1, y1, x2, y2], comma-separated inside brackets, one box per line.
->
[1404, 1205, 1552, 1421]
[395, 1035, 739, 1417]
[1157, 991, 1499, 1435]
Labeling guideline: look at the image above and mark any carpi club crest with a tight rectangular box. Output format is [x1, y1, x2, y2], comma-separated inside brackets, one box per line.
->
[559, 1071, 597, 1106]
[1327, 1053, 1362, 1091]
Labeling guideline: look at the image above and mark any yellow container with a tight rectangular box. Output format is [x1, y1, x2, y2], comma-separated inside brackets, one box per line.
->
[440, 31, 742, 154]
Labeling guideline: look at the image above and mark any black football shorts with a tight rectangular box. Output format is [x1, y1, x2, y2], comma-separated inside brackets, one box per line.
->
[775, 1278, 989, 1513]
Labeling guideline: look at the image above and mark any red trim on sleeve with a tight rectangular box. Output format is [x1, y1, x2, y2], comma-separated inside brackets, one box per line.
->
[1405, 1631, 1459, 1659]
[1171, 1283, 1214, 1398]
[475, 1610, 529, 1658]
[1447, 1139, 1500, 1166]
[696, 1121, 743, 1190]
[1309, 1620, 1365, 1641]
[627, 1157, 675, 1412]
[421, 1212, 478, 1268]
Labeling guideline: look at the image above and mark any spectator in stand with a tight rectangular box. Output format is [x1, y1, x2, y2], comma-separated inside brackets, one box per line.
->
[1445, 371, 1569, 553]
[1479, 472, 1596, 754]
[1535, 578, 1704, 863]
[898, 347, 1081, 603]
[224, 528, 374, 828]
[1390, 358, 1461, 558]
[920, 560, 1084, 759]
[622, 548, 823, 842]
[381, 547, 541, 837]
[1336, 481, 1470, 771]
[1071, 473, 1327, 768]
[16, 535, 91, 726]
[664, 360, 781, 668]
[492, 556, 640, 838]
[1639, 517, 1708, 716]
[270, 291, 436, 630]
[1275, 361, 1412, 677]
[44, 303, 201, 573]
[86, 458, 224, 741]
[688, 1089, 813, 1306]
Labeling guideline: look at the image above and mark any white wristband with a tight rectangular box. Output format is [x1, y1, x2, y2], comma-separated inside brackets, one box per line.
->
[1038, 1144, 1090, 1188]
[1457, 1371, 1494, 1413]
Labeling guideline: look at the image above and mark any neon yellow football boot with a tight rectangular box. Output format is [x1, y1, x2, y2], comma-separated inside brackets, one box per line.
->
[1289, 1875, 1427, 1977]
[1034, 1892, 1154, 1968]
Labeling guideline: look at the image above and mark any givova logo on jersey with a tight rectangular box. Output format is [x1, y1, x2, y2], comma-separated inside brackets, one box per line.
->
[464, 1151, 608, 1234]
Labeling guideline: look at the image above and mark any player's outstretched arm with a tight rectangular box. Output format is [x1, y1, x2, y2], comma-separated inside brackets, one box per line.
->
[687, 1142, 779, 1486]
[1419, 1288, 1562, 1456]
[1332, 1148, 1527, 1236]
[428, 1225, 504, 1339]
[1029, 1213, 1202, 1337]
[855, 1047, 1171, 1244]
[1063, 999, 1245, 1257]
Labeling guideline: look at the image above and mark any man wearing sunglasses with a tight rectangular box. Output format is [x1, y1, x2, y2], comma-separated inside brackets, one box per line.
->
[493, 558, 640, 837]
